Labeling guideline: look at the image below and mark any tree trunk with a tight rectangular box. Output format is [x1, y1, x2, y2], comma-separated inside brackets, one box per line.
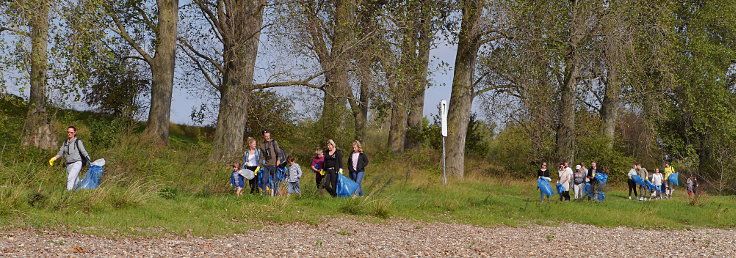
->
[21, 0, 56, 150]
[600, 63, 621, 149]
[446, 0, 483, 178]
[555, 1, 585, 164]
[404, 5, 432, 150]
[143, 0, 178, 145]
[388, 99, 408, 152]
[210, 1, 265, 162]
[318, 0, 354, 142]
[354, 58, 371, 142]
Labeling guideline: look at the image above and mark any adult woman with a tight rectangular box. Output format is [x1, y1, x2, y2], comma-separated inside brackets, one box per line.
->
[243, 137, 261, 194]
[558, 163, 572, 201]
[537, 162, 551, 202]
[323, 139, 343, 197]
[573, 164, 586, 200]
[48, 126, 92, 191]
[347, 140, 369, 197]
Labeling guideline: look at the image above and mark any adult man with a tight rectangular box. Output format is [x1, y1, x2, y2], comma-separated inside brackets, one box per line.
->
[259, 130, 281, 196]
[587, 162, 603, 200]
[49, 126, 92, 190]
[664, 163, 676, 198]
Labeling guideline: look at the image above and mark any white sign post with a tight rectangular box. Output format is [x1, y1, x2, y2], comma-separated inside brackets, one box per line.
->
[440, 100, 448, 184]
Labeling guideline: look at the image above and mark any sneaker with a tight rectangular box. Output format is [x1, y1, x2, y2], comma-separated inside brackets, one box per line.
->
[629, 196, 632, 200]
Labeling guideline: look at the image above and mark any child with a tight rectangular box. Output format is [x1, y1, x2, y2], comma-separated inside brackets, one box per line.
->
[286, 156, 302, 196]
[311, 148, 325, 195]
[686, 176, 698, 199]
[652, 168, 664, 199]
[229, 162, 245, 196]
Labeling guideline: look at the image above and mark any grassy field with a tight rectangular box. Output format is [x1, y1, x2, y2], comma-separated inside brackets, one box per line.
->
[1, 99, 735, 237]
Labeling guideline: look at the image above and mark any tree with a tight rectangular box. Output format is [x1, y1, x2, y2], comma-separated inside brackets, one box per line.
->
[1, 0, 57, 149]
[445, 0, 483, 177]
[105, 0, 179, 145]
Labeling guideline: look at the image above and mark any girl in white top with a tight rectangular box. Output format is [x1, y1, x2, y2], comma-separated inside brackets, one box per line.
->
[652, 168, 664, 199]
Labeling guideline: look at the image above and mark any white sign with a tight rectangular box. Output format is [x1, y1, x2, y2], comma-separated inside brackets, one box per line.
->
[440, 100, 448, 137]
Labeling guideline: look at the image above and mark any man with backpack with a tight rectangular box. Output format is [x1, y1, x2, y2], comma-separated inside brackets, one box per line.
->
[259, 130, 282, 196]
[48, 126, 92, 190]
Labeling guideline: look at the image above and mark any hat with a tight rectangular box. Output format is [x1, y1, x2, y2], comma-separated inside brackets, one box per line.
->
[575, 165, 581, 170]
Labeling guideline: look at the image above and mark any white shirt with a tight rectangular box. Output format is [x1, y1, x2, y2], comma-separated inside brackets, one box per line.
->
[246, 150, 257, 167]
[628, 169, 638, 177]
[652, 173, 663, 186]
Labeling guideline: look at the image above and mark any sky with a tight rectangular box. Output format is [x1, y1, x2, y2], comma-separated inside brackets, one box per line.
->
[1, 6, 469, 126]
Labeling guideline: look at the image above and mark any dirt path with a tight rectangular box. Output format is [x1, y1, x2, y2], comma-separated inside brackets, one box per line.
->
[2, 219, 734, 256]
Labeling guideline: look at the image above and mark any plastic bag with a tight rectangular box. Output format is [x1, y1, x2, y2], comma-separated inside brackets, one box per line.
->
[645, 180, 657, 191]
[668, 173, 679, 186]
[239, 169, 255, 180]
[660, 184, 667, 193]
[336, 173, 359, 197]
[584, 182, 594, 198]
[556, 182, 564, 195]
[90, 158, 106, 166]
[76, 165, 103, 190]
[538, 178, 554, 196]
[631, 175, 645, 186]
[595, 172, 608, 184]
[595, 191, 606, 201]
[275, 167, 287, 183]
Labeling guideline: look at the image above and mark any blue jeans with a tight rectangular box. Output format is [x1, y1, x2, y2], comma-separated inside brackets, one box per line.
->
[350, 171, 365, 196]
[287, 182, 301, 194]
[261, 166, 277, 196]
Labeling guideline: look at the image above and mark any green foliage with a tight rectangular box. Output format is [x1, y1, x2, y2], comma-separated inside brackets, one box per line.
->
[87, 118, 126, 149]
[465, 114, 494, 157]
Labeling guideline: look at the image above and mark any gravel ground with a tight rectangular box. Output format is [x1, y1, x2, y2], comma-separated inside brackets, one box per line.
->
[2, 219, 734, 256]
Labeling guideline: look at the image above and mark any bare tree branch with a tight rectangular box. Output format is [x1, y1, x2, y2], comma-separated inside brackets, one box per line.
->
[178, 37, 224, 73]
[108, 13, 153, 65]
[252, 71, 326, 90]
[133, 5, 157, 34]
[0, 27, 29, 37]
[178, 44, 221, 91]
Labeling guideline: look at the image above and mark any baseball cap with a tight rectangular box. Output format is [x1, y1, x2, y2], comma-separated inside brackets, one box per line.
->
[575, 165, 581, 170]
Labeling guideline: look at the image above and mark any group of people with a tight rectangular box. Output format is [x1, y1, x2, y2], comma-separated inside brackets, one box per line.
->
[537, 162, 606, 202]
[626, 163, 699, 201]
[230, 130, 369, 198]
[537, 160, 701, 202]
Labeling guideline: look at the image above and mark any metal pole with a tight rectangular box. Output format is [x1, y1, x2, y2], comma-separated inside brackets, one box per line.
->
[442, 136, 447, 184]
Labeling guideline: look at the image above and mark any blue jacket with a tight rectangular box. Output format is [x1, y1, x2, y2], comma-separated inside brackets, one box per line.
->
[243, 148, 262, 169]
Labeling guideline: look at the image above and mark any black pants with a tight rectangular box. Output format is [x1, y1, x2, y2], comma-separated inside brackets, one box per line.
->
[323, 168, 338, 197]
[628, 179, 638, 197]
[246, 166, 259, 194]
[560, 191, 570, 201]
[315, 172, 325, 189]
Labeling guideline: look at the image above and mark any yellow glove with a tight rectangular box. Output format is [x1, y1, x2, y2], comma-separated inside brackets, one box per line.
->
[338, 168, 344, 175]
[254, 167, 260, 175]
[49, 157, 58, 166]
[319, 170, 325, 176]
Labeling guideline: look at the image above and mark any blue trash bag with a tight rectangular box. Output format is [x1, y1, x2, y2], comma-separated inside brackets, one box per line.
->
[275, 167, 287, 184]
[631, 175, 645, 186]
[595, 191, 606, 201]
[537, 178, 554, 196]
[556, 182, 564, 194]
[584, 182, 594, 198]
[645, 180, 657, 191]
[257, 171, 266, 190]
[668, 173, 679, 186]
[660, 184, 666, 193]
[76, 165, 103, 190]
[595, 172, 608, 184]
[336, 173, 359, 197]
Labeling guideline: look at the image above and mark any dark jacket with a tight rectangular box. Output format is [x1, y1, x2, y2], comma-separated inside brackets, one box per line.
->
[323, 149, 343, 170]
[347, 152, 369, 173]
[260, 140, 280, 166]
